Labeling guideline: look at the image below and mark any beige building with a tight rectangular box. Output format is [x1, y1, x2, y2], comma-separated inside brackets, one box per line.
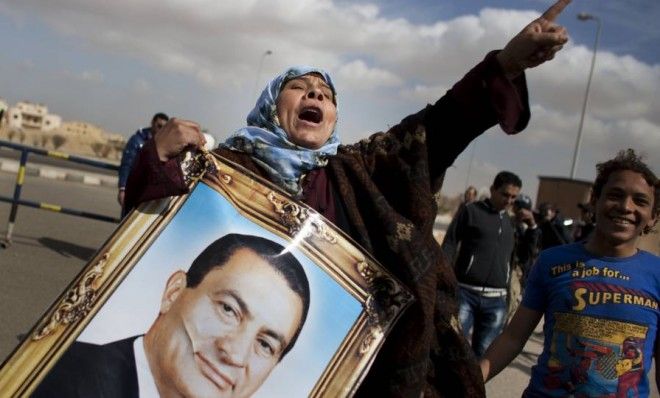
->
[7, 101, 61, 131]
[0, 98, 8, 128]
[0, 99, 125, 160]
[59, 121, 106, 141]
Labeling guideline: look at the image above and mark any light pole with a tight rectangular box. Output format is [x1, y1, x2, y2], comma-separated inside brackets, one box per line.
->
[464, 138, 478, 190]
[252, 50, 273, 100]
[570, 13, 601, 179]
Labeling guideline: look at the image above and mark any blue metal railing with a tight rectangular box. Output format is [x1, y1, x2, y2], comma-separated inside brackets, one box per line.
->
[0, 139, 120, 247]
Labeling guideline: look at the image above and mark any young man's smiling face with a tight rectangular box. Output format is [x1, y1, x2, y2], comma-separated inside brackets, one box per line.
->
[275, 73, 337, 149]
[590, 169, 657, 254]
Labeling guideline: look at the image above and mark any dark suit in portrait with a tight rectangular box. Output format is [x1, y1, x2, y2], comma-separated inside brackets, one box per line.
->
[31, 337, 139, 398]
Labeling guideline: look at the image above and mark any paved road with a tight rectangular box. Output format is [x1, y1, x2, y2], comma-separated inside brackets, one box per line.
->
[0, 171, 119, 363]
[0, 170, 657, 397]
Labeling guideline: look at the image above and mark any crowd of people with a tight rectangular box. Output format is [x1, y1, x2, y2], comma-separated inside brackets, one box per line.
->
[107, 0, 658, 396]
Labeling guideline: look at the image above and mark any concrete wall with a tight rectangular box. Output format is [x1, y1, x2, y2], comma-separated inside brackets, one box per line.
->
[536, 176, 593, 220]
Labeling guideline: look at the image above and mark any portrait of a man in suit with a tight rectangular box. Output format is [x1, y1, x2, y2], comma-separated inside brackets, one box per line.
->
[33, 233, 311, 398]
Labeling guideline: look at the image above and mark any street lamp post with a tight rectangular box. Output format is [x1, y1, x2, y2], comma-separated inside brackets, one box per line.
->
[252, 50, 273, 100]
[464, 138, 478, 190]
[570, 13, 601, 179]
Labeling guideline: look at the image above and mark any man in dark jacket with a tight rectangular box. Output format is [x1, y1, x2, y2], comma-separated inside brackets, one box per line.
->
[512, 194, 541, 285]
[117, 112, 168, 215]
[538, 202, 573, 250]
[442, 171, 521, 357]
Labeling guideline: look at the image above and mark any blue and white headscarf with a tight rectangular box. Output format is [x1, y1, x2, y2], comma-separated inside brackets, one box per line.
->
[223, 66, 340, 197]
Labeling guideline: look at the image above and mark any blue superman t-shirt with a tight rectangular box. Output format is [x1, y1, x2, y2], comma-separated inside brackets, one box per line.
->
[521, 243, 659, 398]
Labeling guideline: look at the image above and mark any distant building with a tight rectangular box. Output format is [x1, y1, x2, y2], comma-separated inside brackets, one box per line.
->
[7, 101, 61, 131]
[0, 99, 125, 160]
[59, 121, 105, 140]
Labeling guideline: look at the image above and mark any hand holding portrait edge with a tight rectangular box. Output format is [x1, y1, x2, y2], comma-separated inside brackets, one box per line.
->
[154, 117, 207, 162]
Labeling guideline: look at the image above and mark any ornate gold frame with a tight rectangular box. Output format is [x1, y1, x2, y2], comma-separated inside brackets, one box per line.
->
[0, 152, 413, 397]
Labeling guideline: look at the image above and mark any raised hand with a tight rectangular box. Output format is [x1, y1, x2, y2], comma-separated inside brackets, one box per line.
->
[154, 118, 207, 162]
[497, 0, 571, 78]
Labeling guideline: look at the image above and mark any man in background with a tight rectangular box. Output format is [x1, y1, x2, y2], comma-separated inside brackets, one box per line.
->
[507, 194, 542, 318]
[512, 194, 541, 286]
[573, 202, 596, 242]
[442, 171, 521, 357]
[538, 202, 572, 250]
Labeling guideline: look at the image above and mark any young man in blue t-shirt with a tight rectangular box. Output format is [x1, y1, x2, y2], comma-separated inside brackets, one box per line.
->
[480, 149, 659, 397]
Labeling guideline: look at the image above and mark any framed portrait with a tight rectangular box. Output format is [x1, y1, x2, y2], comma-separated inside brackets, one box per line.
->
[0, 151, 413, 397]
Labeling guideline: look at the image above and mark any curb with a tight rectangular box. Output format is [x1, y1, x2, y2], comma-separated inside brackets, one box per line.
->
[0, 158, 117, 188]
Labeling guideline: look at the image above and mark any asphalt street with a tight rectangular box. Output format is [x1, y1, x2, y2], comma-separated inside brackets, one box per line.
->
[0, 171, 119, 364]
[0, 170, 657, 397]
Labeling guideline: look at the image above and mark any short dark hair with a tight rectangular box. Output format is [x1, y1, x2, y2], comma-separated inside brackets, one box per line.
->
[592, 149, 658, 234]
[492, 171, 522, 190]
[151, 112, 169, 123]
[187, 233, 310, 359]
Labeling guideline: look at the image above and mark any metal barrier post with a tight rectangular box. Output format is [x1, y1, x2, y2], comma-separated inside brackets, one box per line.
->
[2, 149, 29, 247]
[1, 140, 121, 249]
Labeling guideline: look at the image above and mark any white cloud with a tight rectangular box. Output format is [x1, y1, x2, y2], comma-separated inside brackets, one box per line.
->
[336, 60, 402, 90]
[132, 78, 151, 95]
[59, 69, 104, 84]
[80, 70, 104, 83]
[400, 84, 449, 103]
[1, 0, 658, 197]
[18, 59, 35, 71]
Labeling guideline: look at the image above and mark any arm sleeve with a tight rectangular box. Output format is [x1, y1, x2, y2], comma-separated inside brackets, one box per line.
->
[343, 50, 530, 195]
[123, 140, 188, 214]
[425, 50, 529, 186]
[336, 51, 530, 229]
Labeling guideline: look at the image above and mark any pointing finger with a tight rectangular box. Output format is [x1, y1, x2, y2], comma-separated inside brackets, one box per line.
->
[541, 0, 571, 22]
[534, 31, 569, 47]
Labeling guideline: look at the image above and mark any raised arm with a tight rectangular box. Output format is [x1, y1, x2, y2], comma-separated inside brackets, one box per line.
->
[425, 0, 570, 185]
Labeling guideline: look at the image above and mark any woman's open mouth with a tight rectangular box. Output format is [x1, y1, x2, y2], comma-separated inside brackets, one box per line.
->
[298, 106, 323, 124]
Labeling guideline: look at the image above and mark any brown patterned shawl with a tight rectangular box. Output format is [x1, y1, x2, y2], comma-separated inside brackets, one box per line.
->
[125, 51, 529, 397]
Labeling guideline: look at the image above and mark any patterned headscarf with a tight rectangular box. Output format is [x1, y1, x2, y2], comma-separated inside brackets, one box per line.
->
[223, 66, 340, 197]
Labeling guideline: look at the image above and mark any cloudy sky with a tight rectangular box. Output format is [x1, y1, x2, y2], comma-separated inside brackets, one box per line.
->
[1, 0, 658, 199]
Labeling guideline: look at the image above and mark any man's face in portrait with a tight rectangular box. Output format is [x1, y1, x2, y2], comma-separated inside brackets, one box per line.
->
[147, 247, 305, 398]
